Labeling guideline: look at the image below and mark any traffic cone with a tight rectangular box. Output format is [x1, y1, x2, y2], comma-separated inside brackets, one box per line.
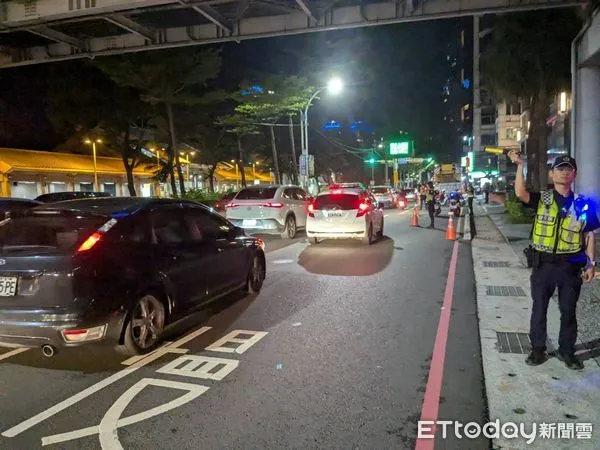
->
[411, 205, 419, 227]
[446, 211, 457, 240]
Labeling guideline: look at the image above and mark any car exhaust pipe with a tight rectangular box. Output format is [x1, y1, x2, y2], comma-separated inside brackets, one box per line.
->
[42, 345, 56, 358]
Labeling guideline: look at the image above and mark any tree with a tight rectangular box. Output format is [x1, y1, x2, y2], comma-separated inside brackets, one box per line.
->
[220, 76, 317, 185]
[45, 62, 154, 196]
[93, 48, 224, 196]
[481, 9, 582, 190]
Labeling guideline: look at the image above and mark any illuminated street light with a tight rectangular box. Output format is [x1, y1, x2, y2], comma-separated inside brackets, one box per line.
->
[327, 77, 343, 95]
[84, 138, 102, 191]
[301, 77, 344, 190]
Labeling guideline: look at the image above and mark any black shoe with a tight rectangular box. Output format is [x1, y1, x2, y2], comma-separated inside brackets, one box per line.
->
[525, 349, 548, 366]
[556, 353, 584, 371]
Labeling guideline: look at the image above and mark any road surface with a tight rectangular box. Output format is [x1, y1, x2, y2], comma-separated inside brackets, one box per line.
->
[0, 206, 489, 449]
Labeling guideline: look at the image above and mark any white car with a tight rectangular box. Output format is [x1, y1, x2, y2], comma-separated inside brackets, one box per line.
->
[306, 188, 384, 245]
[371, 185, 398, 209]
[225, 185, 309, 239]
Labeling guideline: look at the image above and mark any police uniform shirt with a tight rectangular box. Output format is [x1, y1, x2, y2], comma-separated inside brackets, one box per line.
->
[522, 190, 600, 260]
[522, 191, 600, 234]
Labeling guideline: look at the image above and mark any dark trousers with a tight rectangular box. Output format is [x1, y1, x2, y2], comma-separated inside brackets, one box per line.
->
[420, 195, 426, 210]
[427, 202, 435, 227]
[467, 197, 473, 213]
[530, 261, 583, 356]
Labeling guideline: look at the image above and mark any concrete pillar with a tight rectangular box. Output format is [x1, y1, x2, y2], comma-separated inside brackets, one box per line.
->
[0, 173, 11, 197]
[472, 15, 481, 154]
[574, 66, 600, 201]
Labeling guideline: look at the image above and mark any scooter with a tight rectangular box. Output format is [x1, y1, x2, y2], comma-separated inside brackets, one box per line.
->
[448, 193, 461, 217]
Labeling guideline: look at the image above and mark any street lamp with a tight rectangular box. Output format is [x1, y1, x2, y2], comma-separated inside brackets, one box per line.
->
[300, 77, 344, 188]
[230, 159, 239, 188]
[180, 151, 195, 181]
[84, 138, 102, 191]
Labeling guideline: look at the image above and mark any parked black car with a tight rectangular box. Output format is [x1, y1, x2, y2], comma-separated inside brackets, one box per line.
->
[0, 198, 266, 357]
[35, 191, 112, 203]
[0, 198, 42, 221]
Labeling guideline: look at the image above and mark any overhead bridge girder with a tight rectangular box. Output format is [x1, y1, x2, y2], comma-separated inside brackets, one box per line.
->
[0, 0, 586, 68]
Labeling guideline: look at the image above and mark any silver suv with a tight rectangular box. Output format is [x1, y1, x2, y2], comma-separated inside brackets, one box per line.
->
[224, 185, 310, 238]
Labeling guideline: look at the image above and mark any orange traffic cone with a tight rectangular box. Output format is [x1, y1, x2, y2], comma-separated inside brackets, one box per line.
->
[411, 205, 419, 227]
[446, 211, 457, 240]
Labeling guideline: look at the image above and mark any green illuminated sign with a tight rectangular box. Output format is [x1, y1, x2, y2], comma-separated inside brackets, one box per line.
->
[390, 141, 410, 156]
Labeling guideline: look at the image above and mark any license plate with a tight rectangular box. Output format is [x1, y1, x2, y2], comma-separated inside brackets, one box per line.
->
[243, 219, 257, 227]
[326, 210, 342, 217]
[0, 277, 18, 297]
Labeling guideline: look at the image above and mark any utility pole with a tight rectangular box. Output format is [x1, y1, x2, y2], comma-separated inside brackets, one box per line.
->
[473, 15, 481, 156]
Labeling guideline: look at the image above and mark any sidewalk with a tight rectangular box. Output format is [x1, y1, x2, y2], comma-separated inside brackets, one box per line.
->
[468, 200, 600, 449]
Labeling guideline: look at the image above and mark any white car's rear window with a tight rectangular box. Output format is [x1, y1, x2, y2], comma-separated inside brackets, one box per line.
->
[314, 194, 360, 210]
[235, 188, 278, 200]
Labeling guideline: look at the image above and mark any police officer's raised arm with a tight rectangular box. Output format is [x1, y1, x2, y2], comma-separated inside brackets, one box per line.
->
[508, 149, 530, 204]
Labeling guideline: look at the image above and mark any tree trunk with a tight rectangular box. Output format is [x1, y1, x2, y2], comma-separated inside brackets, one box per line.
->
[526, 90, 550, 191]
[208, 173, 215, 192]
[289, 115, 298, 184]
[165, 101, 185, 196]
[237, 135, 247, 188]
[121, 128, 137, 196]
[269, 125, 280, 184]
[123, 155, 137, 196]
[166, 152, 178, 197]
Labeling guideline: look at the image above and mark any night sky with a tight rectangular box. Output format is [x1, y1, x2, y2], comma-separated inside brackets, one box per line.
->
[0, 18, 467, 163]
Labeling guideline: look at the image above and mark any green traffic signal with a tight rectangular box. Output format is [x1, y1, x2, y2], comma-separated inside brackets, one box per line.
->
[367, 158, 375, 164]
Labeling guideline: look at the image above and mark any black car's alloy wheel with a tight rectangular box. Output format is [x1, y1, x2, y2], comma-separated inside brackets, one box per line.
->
[247, 255, 265, 294]
[123, 294, 165, 355]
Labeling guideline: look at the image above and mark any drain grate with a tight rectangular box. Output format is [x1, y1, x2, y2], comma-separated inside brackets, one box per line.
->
[483, 261, 510, 267]
[486, 285, 527, 297]
[496, 332, 555, 354]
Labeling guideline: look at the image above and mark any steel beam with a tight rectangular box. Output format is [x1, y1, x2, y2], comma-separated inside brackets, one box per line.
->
[0, 0, 586, 68]
[294, 0, 318, 20]
[178, 0, 233, 33]
[235, 0, 252, 19]
[104, 14, 156, 40]
[26, 25, 83, 48]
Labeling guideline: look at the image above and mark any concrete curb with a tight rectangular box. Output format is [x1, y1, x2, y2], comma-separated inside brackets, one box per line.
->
[471, 206, 600, 449]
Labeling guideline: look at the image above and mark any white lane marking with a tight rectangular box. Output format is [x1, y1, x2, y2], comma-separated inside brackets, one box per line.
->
[205, 330, 268, 355]
[120, 341, 186, 366]
[2, 326, 212, 438]
[0, 348, 28, 362]
[271, 259, 294, 264]
[156, 355, 239, 381]
[42, 378, 208, 448]
[292, 322, 302, 327]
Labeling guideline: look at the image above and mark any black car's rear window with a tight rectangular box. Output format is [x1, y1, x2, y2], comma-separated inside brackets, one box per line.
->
[235, 188, 277, 200]
[0, 212, 108, 252]
[314, 194, 360, 210]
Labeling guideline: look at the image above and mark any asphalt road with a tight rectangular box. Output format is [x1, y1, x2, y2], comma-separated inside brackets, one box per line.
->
[0, 205, 489, 450]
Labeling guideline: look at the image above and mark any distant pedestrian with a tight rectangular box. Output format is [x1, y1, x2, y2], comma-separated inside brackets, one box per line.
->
[419, 185, 426, 210]
[426, 182, 437, 229]
[483, 183, 490, 204]
[509, 151, 599, 370]
[466, 183, 475, 213]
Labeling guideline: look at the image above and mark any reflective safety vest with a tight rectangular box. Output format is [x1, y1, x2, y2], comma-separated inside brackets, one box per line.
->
[426, 189, 435, 202]
[531, 190, 587, 254]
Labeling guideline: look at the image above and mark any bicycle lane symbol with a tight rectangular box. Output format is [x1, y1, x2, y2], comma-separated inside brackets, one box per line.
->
[2, 328, 268, 449]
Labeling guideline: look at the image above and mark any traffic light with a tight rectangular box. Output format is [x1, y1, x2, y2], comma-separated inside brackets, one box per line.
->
[366, 157, 375, 164]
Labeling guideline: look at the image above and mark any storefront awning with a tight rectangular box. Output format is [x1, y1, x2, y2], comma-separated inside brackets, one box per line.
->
[0, 148, 158, 177]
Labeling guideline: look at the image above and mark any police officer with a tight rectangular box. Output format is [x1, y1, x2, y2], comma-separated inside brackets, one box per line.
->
[425, 181, 437, 229]
[509, 151, 598, 370]
[466, 183, 475, 213]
